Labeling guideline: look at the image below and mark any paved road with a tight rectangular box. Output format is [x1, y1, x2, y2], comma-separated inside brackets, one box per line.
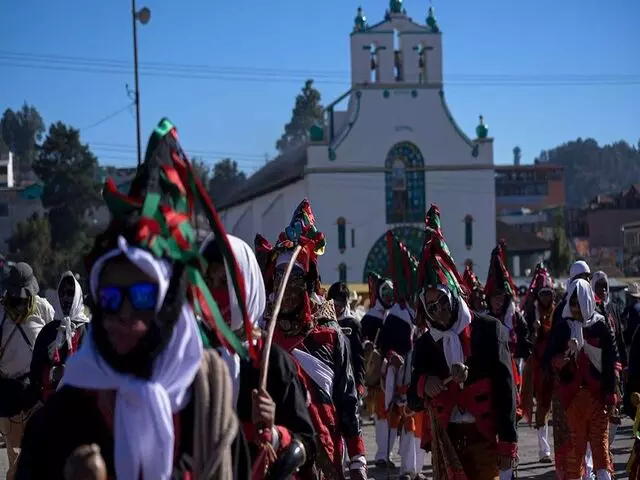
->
[361, 417, 635, 479]
[0, 419, 634, 479]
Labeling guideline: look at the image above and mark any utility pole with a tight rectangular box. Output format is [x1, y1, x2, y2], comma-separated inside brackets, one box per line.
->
[131, 0, 151, 167]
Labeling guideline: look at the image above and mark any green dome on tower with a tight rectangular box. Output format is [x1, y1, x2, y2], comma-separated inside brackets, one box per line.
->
[354, 6, 366, 31]
[390, 0, 402, 14]
[476, 115, 489, 139]
[426, 6, 439, 32]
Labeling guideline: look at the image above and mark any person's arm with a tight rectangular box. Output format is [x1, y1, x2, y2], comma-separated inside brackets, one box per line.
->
[489, 320, 518, 457]
[599, 321, 620, 405]
[514, 311, 531, 360]
[28, 321, 59, 402]
[347, 319, 365, 395]
[331, 331, 365, 461]
[623, 329, 640, 418]
[266, 346, 316, 466]
[16, 402, 64, 479]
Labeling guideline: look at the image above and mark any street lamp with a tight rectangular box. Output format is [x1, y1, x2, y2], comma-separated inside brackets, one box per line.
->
[132, 1, 151, 167]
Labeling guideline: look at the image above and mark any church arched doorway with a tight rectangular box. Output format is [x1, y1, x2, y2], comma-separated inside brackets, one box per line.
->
[362, 226, 425, 282]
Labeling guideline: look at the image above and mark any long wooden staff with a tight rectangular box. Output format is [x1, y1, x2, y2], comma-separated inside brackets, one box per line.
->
[258, 244, 303, 390]
[252, 245, 303, 480]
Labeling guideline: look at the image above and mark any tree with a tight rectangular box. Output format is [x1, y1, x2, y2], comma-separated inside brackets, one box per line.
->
[7, 213, 56, 289]
[33, 122, 101, 250]
[548, 209, 573, 277]
[535, 138, 640, 207]
[0, 104, 45, 183]
[275, 79, 324, 154]
[190, 156, 210, 187]
[208, 158, 246, 205]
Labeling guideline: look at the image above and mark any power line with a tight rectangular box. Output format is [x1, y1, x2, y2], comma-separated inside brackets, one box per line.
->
[2, 51, 639, 86]
[80, 103, 134, 131]
[89, 141, 267, 161]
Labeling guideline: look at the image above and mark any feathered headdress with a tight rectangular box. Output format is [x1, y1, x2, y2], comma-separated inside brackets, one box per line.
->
[417, 205, 466, 299]
[92, 118, 256, 361]
[462, 263, 483, 294]
[274, 198, 326, 273]
[485, 240, 517, 298]
[385, 230, 419, 306]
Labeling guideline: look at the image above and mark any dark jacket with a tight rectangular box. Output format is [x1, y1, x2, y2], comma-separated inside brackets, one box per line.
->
[337, 316, 365, 393]
[408, 313, 518, 448]
[623, 327, 640, 419]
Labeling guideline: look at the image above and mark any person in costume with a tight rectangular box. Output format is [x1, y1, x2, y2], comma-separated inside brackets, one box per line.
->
[0, 262, 54, 479]
[624, 325, 640, 480]
[485, 241, 531, 420]
[201, 233, 316, 477]
[29, 271, 90, 403]
[374, 231, 420, 479]
[546, 279, 619, 480]
[408, 205, 518, 480]
[259, 199, 367, 480]
[16, 118, 252, 480]
[592, 271, 626, 448]
[520, 264, 555, 463]
[461, 262, 486, 313]
[327, 282, 365, 398]
[360, 273, 393, 452]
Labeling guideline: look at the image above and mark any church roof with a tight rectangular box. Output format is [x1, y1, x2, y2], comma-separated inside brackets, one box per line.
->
[217, 144, 307, 211]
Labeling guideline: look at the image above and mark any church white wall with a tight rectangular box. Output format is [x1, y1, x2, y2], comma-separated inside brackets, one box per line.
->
[220, 180, 308, 247]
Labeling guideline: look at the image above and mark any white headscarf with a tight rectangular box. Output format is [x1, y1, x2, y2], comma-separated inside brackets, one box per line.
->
[200, 233, 266, 406]
[561, 278, 605, 371]
[61, 235, 204, 480]
[54, 272, 90, 352]
[425, 286, 473, 368]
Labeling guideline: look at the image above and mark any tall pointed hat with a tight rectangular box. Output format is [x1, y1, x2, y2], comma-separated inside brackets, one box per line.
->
[462, 262, 483, 294]
[417, 205, 466, 299]
[521, 262, 553, 306]
[93, 118, 255, 361]
[367, 271, 394, 310]
[485, 239, 517, 298]
[385, 230, 419, 306]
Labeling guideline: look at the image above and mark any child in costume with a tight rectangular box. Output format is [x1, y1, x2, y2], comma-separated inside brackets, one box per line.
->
[16, 118, 252, 480]
[408, 205, 518, 480]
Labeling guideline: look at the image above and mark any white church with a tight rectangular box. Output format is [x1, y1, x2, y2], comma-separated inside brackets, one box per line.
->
[219, 0, 497, 284]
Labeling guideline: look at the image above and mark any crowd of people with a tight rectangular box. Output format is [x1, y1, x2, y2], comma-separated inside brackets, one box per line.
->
[0, 118, 637, 480]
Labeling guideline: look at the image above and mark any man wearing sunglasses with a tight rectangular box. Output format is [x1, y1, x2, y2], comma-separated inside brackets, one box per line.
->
[408, 205, 518, 480]
[0, 262, 54, 478]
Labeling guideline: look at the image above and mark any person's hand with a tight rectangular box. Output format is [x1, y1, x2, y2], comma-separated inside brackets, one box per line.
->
[424, 376, 446, 398]
[388, 352, 404, 370]
[252, 389, 276, 430]
[567, 338, 579, 356]
[497, 453, 516, 471]
[64, 444, 107, 480]
[363, 341, 374, 356]
[450, 363, 468, 385]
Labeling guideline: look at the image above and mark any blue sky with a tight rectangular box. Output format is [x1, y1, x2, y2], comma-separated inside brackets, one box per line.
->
[1, 0, 638, 175]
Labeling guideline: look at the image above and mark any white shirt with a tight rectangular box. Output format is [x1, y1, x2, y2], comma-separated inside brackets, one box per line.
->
[0, 296, 55, 379]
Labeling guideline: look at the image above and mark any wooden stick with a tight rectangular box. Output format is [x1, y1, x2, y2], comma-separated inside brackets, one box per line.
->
[258, 245, 303, 391]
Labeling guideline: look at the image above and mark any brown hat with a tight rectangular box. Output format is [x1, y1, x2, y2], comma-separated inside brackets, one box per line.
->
[5, 262, 39, 299]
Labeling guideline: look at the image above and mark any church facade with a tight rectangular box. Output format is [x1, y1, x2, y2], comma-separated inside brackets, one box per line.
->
[219, 1, 497, 284]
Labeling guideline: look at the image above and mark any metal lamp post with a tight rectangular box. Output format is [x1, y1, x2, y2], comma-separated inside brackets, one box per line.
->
[131, 1, 151, 166]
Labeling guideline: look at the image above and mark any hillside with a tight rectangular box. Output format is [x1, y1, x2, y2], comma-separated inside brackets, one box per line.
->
[535, 138, 640, 207]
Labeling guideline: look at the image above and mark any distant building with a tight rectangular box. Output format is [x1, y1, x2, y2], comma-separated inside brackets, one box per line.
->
[498, 207, 558, 241]
[622, 221, 640, 276]
[496, 220, 550, 277]
[567, 184, 640, 272]
[0, 151, 15, 189]
[495, 150, 565, 214]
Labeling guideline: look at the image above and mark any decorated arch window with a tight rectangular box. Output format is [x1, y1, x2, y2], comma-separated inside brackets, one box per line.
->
[337, 217, 346, 253]
[339, 263, 347, 283]
[464, 214, 473, 250]
[385, 142, 426, 224]
[362, 226, 424, 281]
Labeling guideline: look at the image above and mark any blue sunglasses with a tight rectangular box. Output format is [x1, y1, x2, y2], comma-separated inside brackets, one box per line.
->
[98, 283, 159, 313]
